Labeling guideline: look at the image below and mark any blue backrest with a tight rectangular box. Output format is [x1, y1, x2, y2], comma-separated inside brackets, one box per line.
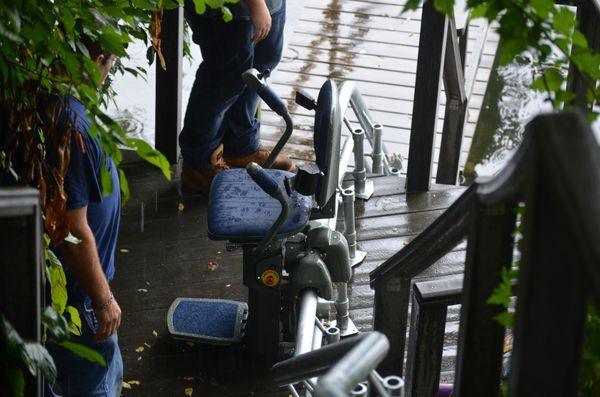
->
[313, 80, 340, 208]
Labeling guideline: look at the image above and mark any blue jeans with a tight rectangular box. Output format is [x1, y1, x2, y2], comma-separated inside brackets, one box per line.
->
[45, 298, 123, 397]
[180, 2, 286, 171]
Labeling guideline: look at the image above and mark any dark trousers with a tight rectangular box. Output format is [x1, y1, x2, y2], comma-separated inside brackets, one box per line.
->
[180, 3, 286, 171]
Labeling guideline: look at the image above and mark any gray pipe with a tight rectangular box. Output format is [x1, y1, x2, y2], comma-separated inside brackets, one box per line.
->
[295, 289, 319, 356]
[341, 187, 357, 260]
[314, 332, 390, 397]
[334, 282, 349, 333]
[383, 376, 405, 396]
[326, 327, 340, 344]
[351, 128, 368, 197]
[372, 123, 384, 175]
[350, 383, 368, 397]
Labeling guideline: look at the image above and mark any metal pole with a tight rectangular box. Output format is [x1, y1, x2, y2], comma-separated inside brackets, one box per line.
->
[341, 187, 367, 268]
[335, 283, 349, 333]
[372, 123, 384, 175]
[383, 376, 405, 396]
[350, 383, 368, 397]
[341, 187, 357, 260]
[314, 332, 390, 397]
[351, 128, 374, 200]
[295, 289, 319, 356]
[326, 327, 341, 344]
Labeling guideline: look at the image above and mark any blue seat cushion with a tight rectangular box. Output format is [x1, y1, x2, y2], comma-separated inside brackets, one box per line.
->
[208, 168, 313, 240]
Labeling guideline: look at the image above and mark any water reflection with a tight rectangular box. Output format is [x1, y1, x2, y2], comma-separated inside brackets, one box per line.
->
[464, 52, 550, 182]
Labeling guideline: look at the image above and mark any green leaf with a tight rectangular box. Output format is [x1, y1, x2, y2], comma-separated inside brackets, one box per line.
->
[499, 39, 526, 66]
[469, 4, 488, 19]
[543, 68, 565, 92]
[572, 29, 589, 49]
[118, 168, 130, 203]
[41, 306, 69, 340]
[552, 7, 576, 36]
[433, 0, 454, 15]
[65, 306, 82, 337]
[100, 162, 114, 197]
[530, 0, 555, 19]
[493, 311, 514, 327]
[3, 365, 25, 397]
[403, 0, 421, 11]
[46, 250, 67, 315]
[221, 6, 233, 22]
[22, 342, 57, 381]
[64, 233, 82, 244]
[192, 0, 207, 15]
[125, 138, 172, 181]
[58, 340, 106, 366]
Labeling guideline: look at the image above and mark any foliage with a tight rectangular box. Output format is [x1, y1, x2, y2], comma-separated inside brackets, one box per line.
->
[404, 0, 599, 120]
[0, 0, 238, 395]
[1, 313, 56, 396]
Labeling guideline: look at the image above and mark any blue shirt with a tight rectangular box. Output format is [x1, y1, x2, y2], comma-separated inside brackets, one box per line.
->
[0, 95, 121, 302]
[230, 0, 283, 18]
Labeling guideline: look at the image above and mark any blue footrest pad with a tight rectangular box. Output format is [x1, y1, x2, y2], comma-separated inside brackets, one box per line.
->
[167, 298, 248, 345]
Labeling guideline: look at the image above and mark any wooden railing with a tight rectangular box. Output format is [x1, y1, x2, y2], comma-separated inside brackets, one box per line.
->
[371, 111, 600, 396]
[406, 0, 600, 192]
[0, 188, 43, 396]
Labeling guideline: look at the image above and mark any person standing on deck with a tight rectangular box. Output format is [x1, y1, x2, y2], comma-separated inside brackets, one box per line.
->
[0, 40, 123, 397]
[180, 0, 296, 194]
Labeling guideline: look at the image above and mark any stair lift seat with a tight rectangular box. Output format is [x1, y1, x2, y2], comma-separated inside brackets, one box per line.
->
[168, 77, 340, 349]
[207, 169, 313, 241]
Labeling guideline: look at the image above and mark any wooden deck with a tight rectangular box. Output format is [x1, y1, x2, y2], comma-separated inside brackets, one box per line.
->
[113, 163, 466, 396]
[113, 0, 499, 394]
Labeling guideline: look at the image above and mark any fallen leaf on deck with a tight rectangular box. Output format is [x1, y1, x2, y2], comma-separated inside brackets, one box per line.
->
[122, 382, 131, 389]
[137, 288, 148, 293]
[152, 330, 158, 337]
[144, 342, 151, 348]
[225, 284, 231, 288]
[120, 248, 129, 253]
[207, 261, 219, 271]
[135, 346, 144, 353]
[127, 380, 141, 386]
[178, 203, 185, 212]
[408, 32, 414, 37]
[137, 356, 142, 361]
[185, 387, 193, 396]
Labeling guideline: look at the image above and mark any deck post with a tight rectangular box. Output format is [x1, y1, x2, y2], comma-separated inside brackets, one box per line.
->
[404, 280, 461, 397]
[567, 1, 600, 112]
[453, 201, 515, 397]
[155, 6, 183, 164]
[507, 160, 588, 396]
[406, 0, 448, 193]
[436, 19, 468, 185]
[0, 189, 43, 396]
[373, 276, 411, 376]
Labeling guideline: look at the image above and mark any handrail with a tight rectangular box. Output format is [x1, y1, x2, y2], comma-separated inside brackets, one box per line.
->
[271, 332, 371, 386]
[313, 332, 390, 397]
[369, 111, 600, 382]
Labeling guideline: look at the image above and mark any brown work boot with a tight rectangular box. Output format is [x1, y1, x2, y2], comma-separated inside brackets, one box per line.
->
[181, 144, 229, 195]
[223, 146, 296, 172]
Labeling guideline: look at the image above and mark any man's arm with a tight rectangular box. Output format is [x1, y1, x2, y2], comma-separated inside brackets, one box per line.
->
[60, 206, 121, 341]
[245, 0, 271, 43]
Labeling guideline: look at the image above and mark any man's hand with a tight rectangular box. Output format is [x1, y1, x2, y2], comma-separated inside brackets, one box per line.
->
[247, 0, 271, 43]
[94, 298, 122, 342]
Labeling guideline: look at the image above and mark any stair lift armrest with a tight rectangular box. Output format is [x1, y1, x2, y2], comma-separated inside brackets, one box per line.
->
[246, 163, 290, 257]
[242, 68, 293, 169]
